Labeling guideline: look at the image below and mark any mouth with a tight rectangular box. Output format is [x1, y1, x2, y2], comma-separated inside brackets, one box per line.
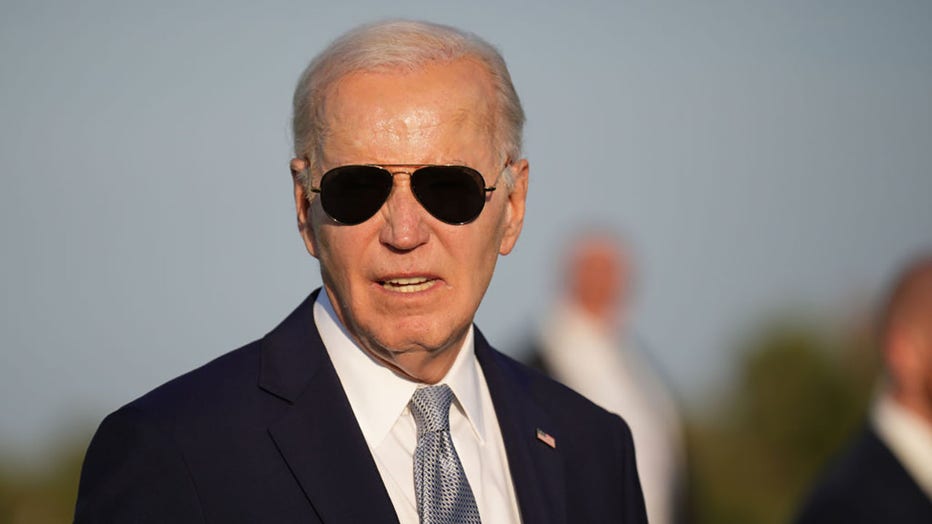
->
[379, 276, 439, 293]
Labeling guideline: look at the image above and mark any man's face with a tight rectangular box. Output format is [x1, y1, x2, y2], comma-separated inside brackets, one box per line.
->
[294, 59, 528, 382]
[571, 240, 627, 321]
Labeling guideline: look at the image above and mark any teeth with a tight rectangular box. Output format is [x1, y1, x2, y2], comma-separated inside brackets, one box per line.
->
[382, 277, 435, 293]
[386, 277, 429, 285]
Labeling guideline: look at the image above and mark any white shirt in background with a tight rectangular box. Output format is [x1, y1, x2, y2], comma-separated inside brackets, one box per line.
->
[872, 392, 932, 499]
[540, 302, 684, 524]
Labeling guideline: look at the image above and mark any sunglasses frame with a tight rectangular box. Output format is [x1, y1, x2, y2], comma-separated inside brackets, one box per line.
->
[309, 163, 508, 225]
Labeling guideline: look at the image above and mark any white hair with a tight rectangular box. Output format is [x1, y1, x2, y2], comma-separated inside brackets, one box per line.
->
[291, 20, 525, 190]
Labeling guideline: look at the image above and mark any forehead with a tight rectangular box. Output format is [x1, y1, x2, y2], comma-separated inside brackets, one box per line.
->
[319, 59, 497, 163]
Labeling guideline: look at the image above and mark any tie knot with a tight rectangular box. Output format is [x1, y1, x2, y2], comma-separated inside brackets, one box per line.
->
[410, 384, 455, 434]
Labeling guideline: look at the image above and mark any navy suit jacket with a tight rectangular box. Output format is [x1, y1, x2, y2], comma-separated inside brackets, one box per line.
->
[75, 291, 647, 523]
[795, 424, 932, 524]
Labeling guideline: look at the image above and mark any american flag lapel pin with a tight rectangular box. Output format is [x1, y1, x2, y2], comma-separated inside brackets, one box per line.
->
[536, 428, 556, 449]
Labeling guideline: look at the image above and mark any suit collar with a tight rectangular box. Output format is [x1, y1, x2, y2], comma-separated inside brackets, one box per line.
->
[260, 290, 399, 523]
[258, 290, 323, 402]
[475, 329, 567, 524]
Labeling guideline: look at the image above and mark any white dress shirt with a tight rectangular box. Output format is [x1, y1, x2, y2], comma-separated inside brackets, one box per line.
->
[872, 392, 932, 499]
[314, 291, 522, 524]
[539, 302, 684, 524]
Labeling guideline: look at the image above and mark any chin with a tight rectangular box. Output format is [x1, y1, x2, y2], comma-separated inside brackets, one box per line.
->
[371, 333, 447, 356]
[378, 322, 466, 353]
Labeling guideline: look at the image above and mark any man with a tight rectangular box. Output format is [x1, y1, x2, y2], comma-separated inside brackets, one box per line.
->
[75, 20, 647, 523]
[527, 233, 686, 524]
[796, 255, 932, 523]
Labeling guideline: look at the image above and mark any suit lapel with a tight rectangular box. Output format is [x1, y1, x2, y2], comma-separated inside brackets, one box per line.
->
[259, 291, 399, 523]
[475, 329, 567, 524]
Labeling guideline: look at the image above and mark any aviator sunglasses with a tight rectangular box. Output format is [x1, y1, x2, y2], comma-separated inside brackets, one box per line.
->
[311, 163, 506, 225]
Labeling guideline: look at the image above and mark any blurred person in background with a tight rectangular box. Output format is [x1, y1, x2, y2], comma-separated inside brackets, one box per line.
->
[796, 254, 932, 523]
[527, 232, 687, 524]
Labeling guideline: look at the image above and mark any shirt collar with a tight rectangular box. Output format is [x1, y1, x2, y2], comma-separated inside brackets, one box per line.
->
[313, 290, 486, 448]
[443, 324, 486, 444]
[871, 391, 932, 498]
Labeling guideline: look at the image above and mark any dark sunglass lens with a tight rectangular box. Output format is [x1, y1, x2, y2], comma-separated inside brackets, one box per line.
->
[319, 166, 392, 224]
[412, 166, 486, 224]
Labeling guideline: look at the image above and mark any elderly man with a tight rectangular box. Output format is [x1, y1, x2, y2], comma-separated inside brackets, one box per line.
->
[796, 255, 932, 523]
[75, 20, 646, 523]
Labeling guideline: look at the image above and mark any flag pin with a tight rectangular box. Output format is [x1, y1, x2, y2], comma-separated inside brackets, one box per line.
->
[536, 428, 556, 449]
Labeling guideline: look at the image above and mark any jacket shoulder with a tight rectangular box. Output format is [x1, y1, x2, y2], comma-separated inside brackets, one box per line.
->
[75, 340, 283, 522]
[796, 426, 932, 523]
[125, 340, 265, 424]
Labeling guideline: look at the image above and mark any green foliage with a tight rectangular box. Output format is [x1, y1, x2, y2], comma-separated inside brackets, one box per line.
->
[0, 439, 88, 524]
[686, 319, 878, 524]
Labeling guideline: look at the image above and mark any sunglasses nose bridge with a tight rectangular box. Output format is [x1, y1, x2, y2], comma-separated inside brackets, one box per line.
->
[383, 170, 416, 207]
[382, 172, 422, 216]
[377, 172, 431, 250]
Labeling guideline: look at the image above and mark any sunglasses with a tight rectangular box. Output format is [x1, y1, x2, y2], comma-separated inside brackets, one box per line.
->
[310, 164, 504, 225]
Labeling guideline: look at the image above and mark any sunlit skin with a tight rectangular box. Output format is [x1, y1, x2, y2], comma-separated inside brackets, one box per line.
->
[884, 260, 932, 425]
[568, 237, 631, 327]
[291, 59, 529, 384]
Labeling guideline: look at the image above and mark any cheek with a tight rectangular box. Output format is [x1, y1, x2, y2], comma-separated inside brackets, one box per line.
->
[304, 205, 332, 257]
[486, 209, 512, 255]
[314, 225, 363, 281]
[456, 220, 505, 286]
[924, 353, 932, 400]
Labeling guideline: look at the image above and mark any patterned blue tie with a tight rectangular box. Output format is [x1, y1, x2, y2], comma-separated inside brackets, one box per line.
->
[409, 384, 482, 524]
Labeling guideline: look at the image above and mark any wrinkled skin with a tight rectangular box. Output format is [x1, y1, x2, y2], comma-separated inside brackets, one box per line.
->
[292, 59, 529, 384]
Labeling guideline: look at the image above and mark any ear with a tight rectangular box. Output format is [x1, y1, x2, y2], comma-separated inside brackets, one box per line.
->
[291, 158, 320, 259]
[498, 158, 529, 256]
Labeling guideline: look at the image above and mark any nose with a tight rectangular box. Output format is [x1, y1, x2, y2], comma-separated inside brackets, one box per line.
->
[378, 175, 431, 251]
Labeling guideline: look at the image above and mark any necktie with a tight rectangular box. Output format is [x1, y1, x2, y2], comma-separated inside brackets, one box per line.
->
[409, 384, 482, 524]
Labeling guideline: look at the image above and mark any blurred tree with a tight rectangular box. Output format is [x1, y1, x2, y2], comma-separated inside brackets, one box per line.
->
[0, 435, 89, 524]
[686, 316, 878, 524]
